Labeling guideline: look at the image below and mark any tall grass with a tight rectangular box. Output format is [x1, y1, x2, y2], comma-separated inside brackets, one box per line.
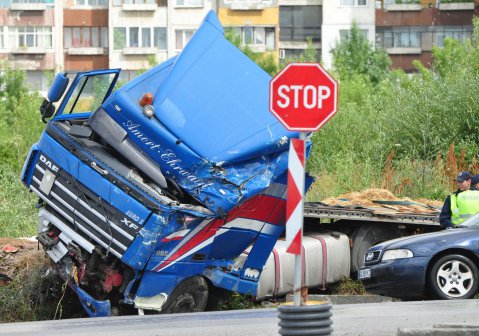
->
[0, 68, 44, 237]
[306, 50, 479, 202]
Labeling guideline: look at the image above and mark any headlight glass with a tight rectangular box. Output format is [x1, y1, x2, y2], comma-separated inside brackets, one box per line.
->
[382, 249, 413, 261]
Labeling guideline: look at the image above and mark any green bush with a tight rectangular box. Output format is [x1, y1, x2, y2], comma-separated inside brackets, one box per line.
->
[0, 67, 44, 237]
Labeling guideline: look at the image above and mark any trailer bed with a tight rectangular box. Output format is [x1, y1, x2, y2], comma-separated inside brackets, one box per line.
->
[304, 202, 440, 226]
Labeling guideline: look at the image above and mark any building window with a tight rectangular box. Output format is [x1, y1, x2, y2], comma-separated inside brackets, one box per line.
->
[433, 26, 471, 47]
[112, 0, 166, 5]
[64, 27, 108, 48]
[281, 48, 321, 60]
[340, 0, 367, 6]
[114, 27, 167, 50]
[376, 27, 421, 48]
[175, 0, 202, 7]
[175, 29, 195, 50]
[280, 6, 321, 42]
[26, 70, 48, 92]
[119, 70, 138, 83]
[113, 0, 155, 4]
[340, 29, 368, 42]
[12, 0, 49, 3]
[76, 0, 107, 6]
[230, 27, 275, 51]
[9, 26, 52, 48]
[224, 0, 272, 4]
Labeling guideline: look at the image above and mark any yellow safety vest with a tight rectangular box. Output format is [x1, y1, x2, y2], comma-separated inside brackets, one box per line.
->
[450, 190, 479, 226]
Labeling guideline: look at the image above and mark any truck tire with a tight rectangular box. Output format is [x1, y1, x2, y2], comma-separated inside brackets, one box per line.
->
[161, 276, 209, 314]
[350, 225, 401, 278]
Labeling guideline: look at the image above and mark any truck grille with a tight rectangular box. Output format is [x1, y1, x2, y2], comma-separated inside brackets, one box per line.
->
[30, 154, 142, 258]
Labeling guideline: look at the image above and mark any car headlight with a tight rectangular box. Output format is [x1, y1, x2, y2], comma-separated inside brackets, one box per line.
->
[382, 249, 413, 261]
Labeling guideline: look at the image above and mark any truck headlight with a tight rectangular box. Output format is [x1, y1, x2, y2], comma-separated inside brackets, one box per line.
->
[382, 249, 413, 261]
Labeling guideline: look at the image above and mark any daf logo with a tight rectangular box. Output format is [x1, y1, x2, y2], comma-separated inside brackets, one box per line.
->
[121, 218, 140, 230]
[39, 155, 59, 173]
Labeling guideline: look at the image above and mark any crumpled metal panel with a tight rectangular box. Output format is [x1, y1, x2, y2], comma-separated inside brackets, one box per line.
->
[100, 11, 300, 215]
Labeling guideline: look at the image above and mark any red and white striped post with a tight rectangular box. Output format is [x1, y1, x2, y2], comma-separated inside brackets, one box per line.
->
[285, 134, 306, 306]
[269, 63, 338, 307]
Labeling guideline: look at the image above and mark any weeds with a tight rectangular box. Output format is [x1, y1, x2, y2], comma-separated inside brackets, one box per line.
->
[321, 277, 367, 296]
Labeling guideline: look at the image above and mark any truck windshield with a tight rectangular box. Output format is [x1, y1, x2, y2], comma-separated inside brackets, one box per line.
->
[63, 73, 116, 115]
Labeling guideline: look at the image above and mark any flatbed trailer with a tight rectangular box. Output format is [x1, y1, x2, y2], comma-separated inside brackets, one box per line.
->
[302, 201, 441, 276]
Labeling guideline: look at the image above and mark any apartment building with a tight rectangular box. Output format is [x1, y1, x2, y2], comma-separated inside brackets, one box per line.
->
[0, 0, 477, 92]
[278, 0, 322, 61]
[376, 0, 478, 71]
[0, 0, 59, 92]
[321, 0, 376, 69]
[63, 0, 109, 72]
[109, 0, 213, 82]
[217, 0, 278, 59]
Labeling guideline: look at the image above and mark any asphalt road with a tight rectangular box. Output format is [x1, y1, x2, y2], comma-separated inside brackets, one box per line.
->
[1, 300, 479, 336]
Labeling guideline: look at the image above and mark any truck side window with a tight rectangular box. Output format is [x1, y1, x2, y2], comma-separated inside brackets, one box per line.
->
[64, 74, 116, 115]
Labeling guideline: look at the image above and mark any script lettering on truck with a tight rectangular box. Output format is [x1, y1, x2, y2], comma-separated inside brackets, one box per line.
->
[122, 120, 214, 189]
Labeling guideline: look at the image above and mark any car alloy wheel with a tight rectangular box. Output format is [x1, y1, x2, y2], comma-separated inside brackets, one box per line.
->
[429, 254, 479, 299]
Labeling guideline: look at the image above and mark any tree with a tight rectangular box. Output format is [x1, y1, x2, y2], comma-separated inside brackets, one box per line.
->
[427, 17, 479, 79]
[330, 22, 391, 84]
[279, 37, 319, 68]
[224, 29, 278, 76]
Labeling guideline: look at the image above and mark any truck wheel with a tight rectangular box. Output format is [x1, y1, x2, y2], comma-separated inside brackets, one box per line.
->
[350, 225, 401, 278]
[429, 254, 479, 300]
[161, 276, 208, 314]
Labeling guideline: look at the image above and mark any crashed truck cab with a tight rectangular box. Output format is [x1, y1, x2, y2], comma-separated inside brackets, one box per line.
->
[21, 11, 309, 316]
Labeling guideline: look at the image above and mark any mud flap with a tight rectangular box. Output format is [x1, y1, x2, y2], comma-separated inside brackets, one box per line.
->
[73, 284, 111, 317]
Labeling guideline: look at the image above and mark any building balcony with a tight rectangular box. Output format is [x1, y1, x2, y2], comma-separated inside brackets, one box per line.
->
[122, 3, 157, 11]
[385, 3, 421, 10]
[387, 47, 422, 54]
[223, 0, 273, 10]
[10, 2, 47, 10]
[68, 47, 105, 55]
[11, 47, 47, 54]
[10, 60, 41, 70]
[438, 2, 474, 10]
[122, 47, 157, 55]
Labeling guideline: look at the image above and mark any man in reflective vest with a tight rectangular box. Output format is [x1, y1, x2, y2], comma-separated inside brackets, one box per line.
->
[471, 174, 479, 191]
[439, 171, 479, 228]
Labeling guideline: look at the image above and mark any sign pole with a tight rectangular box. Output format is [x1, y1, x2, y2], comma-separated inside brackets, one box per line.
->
[292, 132, 306, 306]
[270, 62, 337, 334]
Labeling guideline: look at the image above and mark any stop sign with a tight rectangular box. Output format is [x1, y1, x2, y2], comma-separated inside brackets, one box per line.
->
[269, 63, 338, 132]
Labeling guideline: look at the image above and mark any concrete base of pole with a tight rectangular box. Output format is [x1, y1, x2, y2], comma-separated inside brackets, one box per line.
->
[277, 301, 333, 336]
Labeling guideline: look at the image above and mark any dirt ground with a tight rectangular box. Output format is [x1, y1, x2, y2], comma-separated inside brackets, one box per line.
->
[0, 237, 47, 286]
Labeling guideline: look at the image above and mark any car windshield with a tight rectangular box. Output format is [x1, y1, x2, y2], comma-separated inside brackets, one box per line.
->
[458, 212, 479, 227]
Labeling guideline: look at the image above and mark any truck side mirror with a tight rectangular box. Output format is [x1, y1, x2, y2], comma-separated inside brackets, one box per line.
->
[41, 73, 69, 123]
[40, 99, 55, 123]
[48, 73, 69, 103]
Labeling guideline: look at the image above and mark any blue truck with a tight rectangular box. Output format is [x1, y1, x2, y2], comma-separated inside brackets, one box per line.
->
[21, 11, 305, 316]
[21, 11, 441, 317]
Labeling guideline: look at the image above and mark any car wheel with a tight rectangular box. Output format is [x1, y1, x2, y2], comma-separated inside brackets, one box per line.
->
[161, 276, 209, 314]
[429, 254, 479, 299]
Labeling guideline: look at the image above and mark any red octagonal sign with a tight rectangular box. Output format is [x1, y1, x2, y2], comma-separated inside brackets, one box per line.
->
[269, 63, 338, 132]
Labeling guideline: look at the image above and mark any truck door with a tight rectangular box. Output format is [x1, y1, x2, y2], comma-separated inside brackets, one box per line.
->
[42, 69, 120, 122]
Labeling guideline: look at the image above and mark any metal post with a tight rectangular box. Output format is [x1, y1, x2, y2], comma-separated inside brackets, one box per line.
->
[293, 132, 307, 306]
